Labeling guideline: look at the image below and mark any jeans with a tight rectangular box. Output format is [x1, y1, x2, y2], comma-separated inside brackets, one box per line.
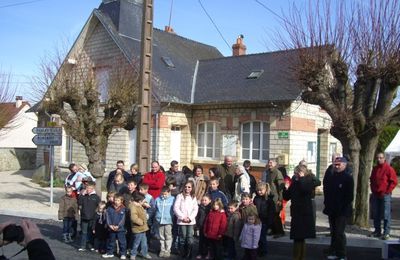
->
[62, 217, 74, 234]
[172, 219, 180, 251]
[80, 219, 95, 249]
[131, 232, 148, 257]
[107, 231, 127, 256]
[328, 215, 347, 258]
[179, 225, 194, 248]
[372, 193, 392, 235]
[158, 224, 172, 253]
[258, 223, 268, 254]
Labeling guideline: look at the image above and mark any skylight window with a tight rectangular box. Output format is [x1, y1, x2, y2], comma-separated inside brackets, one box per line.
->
[247, 69, 264, 79]
[161, 56, 175, 68]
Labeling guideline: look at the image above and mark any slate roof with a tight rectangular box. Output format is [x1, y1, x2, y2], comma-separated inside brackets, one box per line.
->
[194, 50, 303, 104]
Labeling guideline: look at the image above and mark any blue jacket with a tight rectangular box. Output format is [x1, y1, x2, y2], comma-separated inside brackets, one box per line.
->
[208, 189, 228, 208]
[155, 195, 175, 225]
[106, 206, 127, 232]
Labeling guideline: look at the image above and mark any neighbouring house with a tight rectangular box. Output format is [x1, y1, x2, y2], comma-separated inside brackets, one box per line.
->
[34, 0, 341, 179]
[0, 96, 37, 171]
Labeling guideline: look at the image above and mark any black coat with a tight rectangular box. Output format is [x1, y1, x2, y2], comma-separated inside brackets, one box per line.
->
[253, 194, 275, 226]
[283, 175, 316, 240]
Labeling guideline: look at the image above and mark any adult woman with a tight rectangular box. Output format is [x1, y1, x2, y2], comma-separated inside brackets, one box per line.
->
[282, 165, 316, 260]
[189, 165, 208, 204]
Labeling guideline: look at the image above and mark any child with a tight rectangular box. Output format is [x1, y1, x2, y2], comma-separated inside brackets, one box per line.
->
[203, 198, 227, 260]
[103, 194, 127, 259]
[195, 194, 212, 259]
[109, 172, 127, 193]
[224, 201, 242, 260]
[166, 176, 178, 197]
[253, 182, 275, 257]
[58, 186, 78, 243]
[173, 180, 199, 259]
[239, 192, 258, 224]
[106, 191, 117, 209]
[240, 214, 262, 260]
[128, 163, 142, 186]
[155, 186, 175, 258]
[129, 193, 152, 260]
[207, 177, 228, 209]
[139, 183, 155, 245]
[93, 201, 108, 254]
[122, 180, 138, 208]
[78, 181, 101, 251]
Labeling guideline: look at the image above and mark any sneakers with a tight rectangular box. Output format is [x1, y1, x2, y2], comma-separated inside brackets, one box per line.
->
[382, 234, 390, 240]
[159, 251, 165, 258]
[130, 256, 136, 260]
[368, 231, 381, 238]
[326, 255, 338, 259]
[102, 254, 115, 258]
[78, 248, 86, 252]
[142, 254, 152, 259]
[195, 255, 202, 259]
[164, 252, 170, 258]
[120, 256, 127, 260]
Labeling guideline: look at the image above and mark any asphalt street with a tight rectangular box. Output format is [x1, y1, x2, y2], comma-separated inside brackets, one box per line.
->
[0, 215, 382, 260]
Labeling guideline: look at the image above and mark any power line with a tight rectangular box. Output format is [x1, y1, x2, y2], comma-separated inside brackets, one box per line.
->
[0, 0, 46, 9]
[253, 0, 286, 22]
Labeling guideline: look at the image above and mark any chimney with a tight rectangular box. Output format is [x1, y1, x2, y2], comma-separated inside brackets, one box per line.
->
[164, 25, 176, 34]
[232, 35, 246, 56]
[15, 96, 23, 108]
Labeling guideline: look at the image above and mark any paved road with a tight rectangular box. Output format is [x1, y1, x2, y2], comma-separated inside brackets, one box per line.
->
[0, 214, 382, 260]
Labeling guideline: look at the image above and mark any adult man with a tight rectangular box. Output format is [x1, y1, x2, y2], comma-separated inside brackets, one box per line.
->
[165, 160, 186, 195]
[106, 160, 130, 191]
[216, 156, 235, 199]
[323, 157, 354, 260]
[261, 159, 285, 237]
[142, 161, 166, 198]
[369, 153, 398, 240]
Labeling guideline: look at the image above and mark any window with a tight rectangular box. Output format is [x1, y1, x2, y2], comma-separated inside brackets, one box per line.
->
[197, 122, 220, 159]
[95, 67, 110, 103]
[61, 133, 73, 164]
[329, 142, 337, 161]
[247, 69, 264, 79]
[307, 141, 317, 163]
[241, 122, 270, 161]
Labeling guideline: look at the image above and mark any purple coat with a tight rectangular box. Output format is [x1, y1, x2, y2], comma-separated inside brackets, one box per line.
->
[240, 223, 261, 249]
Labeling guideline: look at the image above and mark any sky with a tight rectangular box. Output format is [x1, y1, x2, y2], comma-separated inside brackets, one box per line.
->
[0, 0, 297, 102]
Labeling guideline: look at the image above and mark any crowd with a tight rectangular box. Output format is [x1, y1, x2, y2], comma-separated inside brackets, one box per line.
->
[56, 153, 397, 260]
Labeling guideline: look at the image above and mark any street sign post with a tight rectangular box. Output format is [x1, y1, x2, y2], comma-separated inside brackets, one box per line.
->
[32, 134, 62, 146]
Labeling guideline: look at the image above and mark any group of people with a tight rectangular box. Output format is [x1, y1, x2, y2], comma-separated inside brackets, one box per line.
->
[56, 152, 398, 260]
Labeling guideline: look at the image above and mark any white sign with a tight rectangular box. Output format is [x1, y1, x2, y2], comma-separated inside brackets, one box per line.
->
[32, 127, 62, 135]
[32, 134, 62, 146]
[222, 134, 237, 156]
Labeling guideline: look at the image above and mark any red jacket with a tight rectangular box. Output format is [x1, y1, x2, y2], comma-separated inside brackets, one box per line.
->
[203, 209, 227, 240]
[142, 171, 165, 198]
[370, 162, 398, 198]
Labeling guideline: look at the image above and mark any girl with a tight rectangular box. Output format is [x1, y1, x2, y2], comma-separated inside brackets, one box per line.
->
[93, 201, 107, 253]
[106, 191, 116, 208]
[283, 165, 316, 260]
[208, 167, 225, 193]
[203, 198, 227, 260]
[173, 180, 199, 259]
[195, 195, 212, 259]
[109, 171, 127, 193]
[189, 165, 209, 204]
[240, 214, 262, 260]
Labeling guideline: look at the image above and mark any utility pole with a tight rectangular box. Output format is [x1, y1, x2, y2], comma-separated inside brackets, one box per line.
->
[136, 0, 153, 174]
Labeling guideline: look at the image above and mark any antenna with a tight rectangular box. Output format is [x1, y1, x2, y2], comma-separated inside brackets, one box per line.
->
[168, 0, 174, 28]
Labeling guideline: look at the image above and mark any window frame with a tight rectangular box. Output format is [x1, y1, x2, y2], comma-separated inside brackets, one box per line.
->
[196, 121, 220, 160]
[240, 121, 270, 162]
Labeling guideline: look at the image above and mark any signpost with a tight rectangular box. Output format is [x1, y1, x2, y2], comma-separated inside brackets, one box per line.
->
[32, 127, 62, 207]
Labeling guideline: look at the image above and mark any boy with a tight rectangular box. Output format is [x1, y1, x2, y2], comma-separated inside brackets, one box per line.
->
[103, 194, 127, 259]
[208, 177, 228, 208]
[239, 192, 258, 225]
[224, 201, 242, 260]
[139, 183, 156, 245]
[155, 186, 175, 258]
[78, 181, 101, 251]
[195, 194, 212, 259]
[129, 193, 152, 260]
[58, 186, 78, 243]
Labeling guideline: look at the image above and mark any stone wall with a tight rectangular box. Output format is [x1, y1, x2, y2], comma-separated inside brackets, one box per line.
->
[0, 148, 36, 171]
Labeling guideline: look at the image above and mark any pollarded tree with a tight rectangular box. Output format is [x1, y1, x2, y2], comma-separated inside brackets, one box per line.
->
[277, 0, 400, 226]
[36, 55, 139, 191]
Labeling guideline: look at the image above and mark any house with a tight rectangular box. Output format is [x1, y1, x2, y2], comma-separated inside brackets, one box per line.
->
[0, 96, 37, 171]
[35, 0, 341, 179]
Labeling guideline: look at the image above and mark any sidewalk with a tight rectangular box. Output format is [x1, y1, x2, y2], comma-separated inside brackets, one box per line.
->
[0, 170, 399, 250]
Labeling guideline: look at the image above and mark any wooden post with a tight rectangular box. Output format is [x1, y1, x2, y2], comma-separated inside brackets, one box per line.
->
[136, 0, 154, 174]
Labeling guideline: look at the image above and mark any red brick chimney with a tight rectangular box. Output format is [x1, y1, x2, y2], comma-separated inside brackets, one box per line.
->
[232, 35, 246, 56]
[15, 96, 23, 108]
[164, 25, 176, 34]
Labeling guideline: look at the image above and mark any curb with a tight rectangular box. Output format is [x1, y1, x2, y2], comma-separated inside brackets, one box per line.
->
[0, 209, 58, 221]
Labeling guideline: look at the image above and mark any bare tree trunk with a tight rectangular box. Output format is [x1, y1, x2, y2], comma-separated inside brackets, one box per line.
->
[354, 136, 379, 227]
[86, 144, 107, 199]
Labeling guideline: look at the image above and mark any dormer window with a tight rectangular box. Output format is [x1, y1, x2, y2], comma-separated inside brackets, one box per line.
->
[161, 56, 175, 68]
[247, 69, 264, 79]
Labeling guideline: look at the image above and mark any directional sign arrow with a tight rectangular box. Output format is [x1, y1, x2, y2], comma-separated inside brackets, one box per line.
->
[32, 127, 62, 135]
[32, 134, 62, 146]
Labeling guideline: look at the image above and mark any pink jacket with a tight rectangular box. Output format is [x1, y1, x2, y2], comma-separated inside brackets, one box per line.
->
[173, 193, 199, 225]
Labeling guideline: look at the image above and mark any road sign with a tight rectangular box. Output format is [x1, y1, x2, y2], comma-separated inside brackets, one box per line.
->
[32, 134, 62, 146]
[32, 127, 62, 135]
